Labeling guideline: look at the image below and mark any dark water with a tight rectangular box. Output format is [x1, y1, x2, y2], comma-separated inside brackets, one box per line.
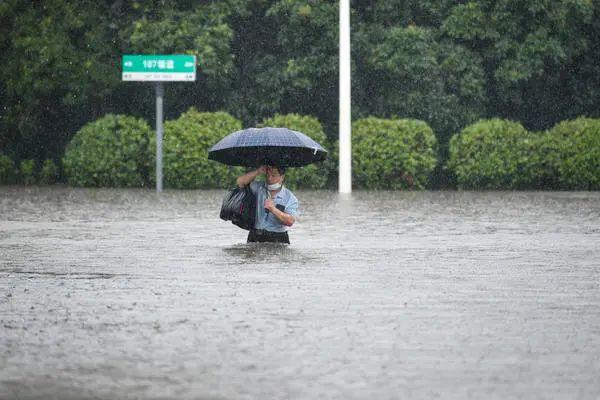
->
[1, 186, 599, 399]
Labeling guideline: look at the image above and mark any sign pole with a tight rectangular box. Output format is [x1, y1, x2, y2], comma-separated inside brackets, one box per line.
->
[122, 54, 196, 193]
[155, 82, 164, 193]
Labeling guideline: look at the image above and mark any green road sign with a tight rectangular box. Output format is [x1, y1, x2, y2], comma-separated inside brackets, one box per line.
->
[122, 55, 196, 82]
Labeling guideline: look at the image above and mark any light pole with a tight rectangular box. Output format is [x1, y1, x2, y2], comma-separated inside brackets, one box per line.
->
[339, 0, 352, 193]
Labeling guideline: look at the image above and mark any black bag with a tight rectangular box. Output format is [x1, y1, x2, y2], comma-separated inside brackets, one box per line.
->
[220, 186, 256, 230]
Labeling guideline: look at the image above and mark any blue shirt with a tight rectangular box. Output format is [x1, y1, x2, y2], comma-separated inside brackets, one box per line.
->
[249, 181, 299, 232]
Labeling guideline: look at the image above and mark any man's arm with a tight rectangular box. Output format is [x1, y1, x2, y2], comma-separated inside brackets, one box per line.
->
[236, 166, 265, 188]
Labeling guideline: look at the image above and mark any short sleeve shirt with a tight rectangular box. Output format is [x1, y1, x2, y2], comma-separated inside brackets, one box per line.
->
[249, 181, 299, 232]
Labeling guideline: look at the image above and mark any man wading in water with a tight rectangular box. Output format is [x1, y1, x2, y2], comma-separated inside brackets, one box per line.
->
[236, 165, 298, 244]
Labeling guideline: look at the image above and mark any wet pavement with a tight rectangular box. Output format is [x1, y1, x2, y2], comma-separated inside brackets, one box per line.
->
[1, 186, 599, 399]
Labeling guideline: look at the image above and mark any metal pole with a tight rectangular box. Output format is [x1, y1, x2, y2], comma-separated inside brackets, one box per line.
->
[339, 0, 352, 193]
[155, 82, 164, 193]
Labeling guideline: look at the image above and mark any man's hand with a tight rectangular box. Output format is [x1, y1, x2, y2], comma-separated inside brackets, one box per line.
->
[264, 198, 275, 211]
[257, 165, 266, 174]
[264, 199, 294, 226]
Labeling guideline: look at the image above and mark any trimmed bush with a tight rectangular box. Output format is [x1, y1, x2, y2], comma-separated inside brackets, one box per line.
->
[547, 117, 600, 190]
[352, 117, 438, 189]
[0, 154, 16, 184]
[150, 109, 243, 189]
[20, 159, 36, 185]
[259, 113, 331, 189]
[447, 118, 540, 189]
[39, 159, 60, 185]
[325, 138, 339, 189]
[63, 114, 152, 187]
[520, 130, 561, 189]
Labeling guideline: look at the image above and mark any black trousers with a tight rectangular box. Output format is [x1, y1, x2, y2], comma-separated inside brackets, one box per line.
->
[247, 229, 290, 244]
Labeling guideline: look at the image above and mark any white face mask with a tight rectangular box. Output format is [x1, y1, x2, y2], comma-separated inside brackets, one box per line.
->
[267, 182, 282, 191]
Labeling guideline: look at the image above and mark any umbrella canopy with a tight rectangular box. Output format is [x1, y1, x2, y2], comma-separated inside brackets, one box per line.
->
[208, 127, 328, 167]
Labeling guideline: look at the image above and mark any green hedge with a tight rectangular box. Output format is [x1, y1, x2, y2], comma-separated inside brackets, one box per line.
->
[447, 117, 600, 189]
[150, 109, 243, 189]
[63, 114, 152, 187]
[1, 157, 59, 185]
[447, 118, 538, 189]
[352, 117, 438, 189]
[19, 159, 36, 185]
[547, 117, 600, 190]
[39, 159, 60, 185]
[56, 112, 600, 190]
[259, 113, 331, 189]
[0, 154, 16, 184]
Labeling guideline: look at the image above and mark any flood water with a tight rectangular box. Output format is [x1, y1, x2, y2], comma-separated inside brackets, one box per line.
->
[1, 186, 599, 399]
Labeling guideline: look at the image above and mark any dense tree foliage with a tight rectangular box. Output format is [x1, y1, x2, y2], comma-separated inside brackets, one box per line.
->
[1, 0, 599, 187]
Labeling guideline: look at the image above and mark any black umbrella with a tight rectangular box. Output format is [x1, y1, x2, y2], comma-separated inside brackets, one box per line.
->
[208, 127, 327, 168]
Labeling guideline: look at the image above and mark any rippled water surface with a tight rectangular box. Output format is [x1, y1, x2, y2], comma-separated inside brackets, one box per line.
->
[1, 186, 599, 399]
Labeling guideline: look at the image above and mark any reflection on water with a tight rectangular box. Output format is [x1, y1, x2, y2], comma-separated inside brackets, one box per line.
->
[221, 243, 309, 262]
[1, 186, 599, 400]
[7, 270, 120, 279]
